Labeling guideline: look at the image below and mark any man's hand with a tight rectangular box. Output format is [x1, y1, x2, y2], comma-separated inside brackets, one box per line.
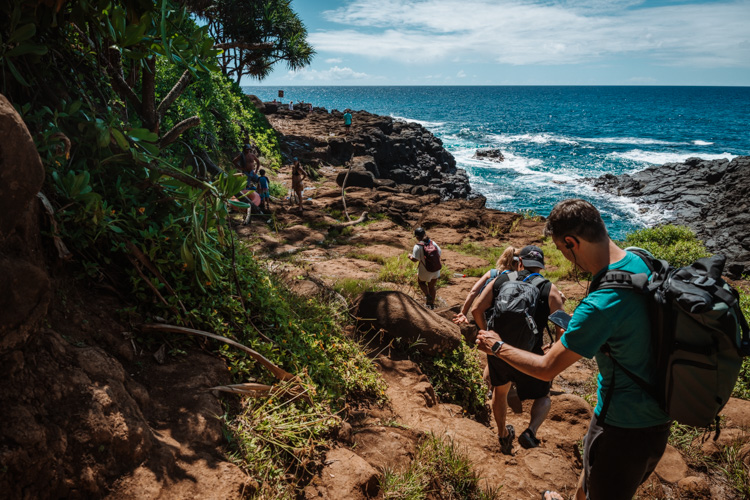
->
[475, 329, 502, 355]
[452, 312, 469, 325]
[408, 254, 417, 262]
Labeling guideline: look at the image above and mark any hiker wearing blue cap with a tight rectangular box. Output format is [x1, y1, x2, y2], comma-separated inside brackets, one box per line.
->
[290, 157, 306, 211]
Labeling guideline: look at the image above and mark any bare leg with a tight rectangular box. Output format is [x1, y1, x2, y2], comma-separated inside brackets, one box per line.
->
[417, 279, 430, 301]
[427, 278, 437, 305]
[527, 395, 551, 436]
[491, 382, 512, 437]
[294, 188, 303, 210]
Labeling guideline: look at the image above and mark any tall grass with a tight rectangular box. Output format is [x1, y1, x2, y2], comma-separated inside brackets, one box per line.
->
[380, 433, 501, 500]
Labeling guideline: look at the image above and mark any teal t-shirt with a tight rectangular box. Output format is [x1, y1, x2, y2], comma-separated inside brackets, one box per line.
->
[561, 251, 671, 428]
[344, 113, 352, 125]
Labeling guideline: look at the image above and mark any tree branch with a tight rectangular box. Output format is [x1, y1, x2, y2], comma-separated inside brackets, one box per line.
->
[159, 115, 201, 149]
[141, 57, 157, 132]
[215, 42, 274, 51]
[156, 69, 192, 121]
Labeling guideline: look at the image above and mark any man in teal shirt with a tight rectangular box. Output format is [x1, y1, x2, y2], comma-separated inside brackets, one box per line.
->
[477, 199, 670, 500]
[343, 109, 352, 135]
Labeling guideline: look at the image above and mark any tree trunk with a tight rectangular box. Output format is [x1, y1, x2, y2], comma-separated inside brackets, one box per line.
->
[141, 57, 158, 133]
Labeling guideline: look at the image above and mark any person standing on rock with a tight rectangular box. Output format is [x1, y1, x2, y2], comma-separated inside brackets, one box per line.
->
[408, 227, 442, 309]
[343, 109, 352, 135]
[470, 245, 564, 455]
[476, 199, 671, 500]
[290, 158, 307, 212]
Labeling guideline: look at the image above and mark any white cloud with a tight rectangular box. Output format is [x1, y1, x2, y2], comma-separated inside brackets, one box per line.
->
[287, 66, 370, 81]
[314, 0, 750, 68]
[325, 58, 343, 63]
[456, 70, 466, 78]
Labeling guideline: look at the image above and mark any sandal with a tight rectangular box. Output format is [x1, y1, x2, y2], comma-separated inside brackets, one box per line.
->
[519, 428, 541, 449]
[498, 424, 515, 455]
[541, 491, 564, 500]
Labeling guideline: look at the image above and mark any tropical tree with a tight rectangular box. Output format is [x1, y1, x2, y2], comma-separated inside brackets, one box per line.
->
[186, 0, 314, 83]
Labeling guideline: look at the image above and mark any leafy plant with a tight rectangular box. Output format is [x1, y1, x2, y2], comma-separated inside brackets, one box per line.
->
[411, 344, 489, 420]
[623, 225, 711, 268]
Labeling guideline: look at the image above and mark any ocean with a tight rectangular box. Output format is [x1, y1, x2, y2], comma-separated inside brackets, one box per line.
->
[243, 86, 750, 239]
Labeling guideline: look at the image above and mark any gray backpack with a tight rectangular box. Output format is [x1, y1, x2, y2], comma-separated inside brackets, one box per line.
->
[487, 272, 548, 352]
[592, 249, 750, 430]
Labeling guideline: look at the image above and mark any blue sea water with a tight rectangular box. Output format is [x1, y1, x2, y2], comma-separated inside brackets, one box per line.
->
[243, 86, 750, 239]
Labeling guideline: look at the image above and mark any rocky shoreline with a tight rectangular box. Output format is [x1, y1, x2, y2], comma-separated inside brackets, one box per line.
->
[261, 104, 473, 200]
[585, 156, 750, 277]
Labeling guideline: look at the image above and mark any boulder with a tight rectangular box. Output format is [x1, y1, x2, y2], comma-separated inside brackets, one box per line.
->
[719, 397, 750, 428]
[353, 291, 462, 356]
[474, 148, 504, 162]
[302, 448, 379, 500]
[654, 445, 689, 484]
[336, 168, 375, 189]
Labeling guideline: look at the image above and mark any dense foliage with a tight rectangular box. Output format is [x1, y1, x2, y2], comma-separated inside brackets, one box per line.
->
[623, 224, 711, 267]
[1, 1, 392, 495]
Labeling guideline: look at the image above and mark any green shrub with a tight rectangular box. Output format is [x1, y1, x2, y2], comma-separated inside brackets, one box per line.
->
[380, 433, 500, 500]
[623, 225, 711, 268]
[733, 286, 750, 400]
[412, 343, 488, 420]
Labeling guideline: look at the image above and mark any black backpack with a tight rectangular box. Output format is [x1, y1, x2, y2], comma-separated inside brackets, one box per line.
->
[592, 248, 750, 430]
[418, 239, 442, 273]
[487, 272, 549, 352]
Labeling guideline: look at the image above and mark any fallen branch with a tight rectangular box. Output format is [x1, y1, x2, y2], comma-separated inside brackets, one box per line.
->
[141, 323, 295, 381]
[37, 192, 72, 260]
[329, 211, 368, 229]
[209, 382, 313, 405]
[340, 163, 353, 222]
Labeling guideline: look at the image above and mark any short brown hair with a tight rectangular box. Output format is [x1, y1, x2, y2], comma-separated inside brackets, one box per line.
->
[544, 199, 608, 243]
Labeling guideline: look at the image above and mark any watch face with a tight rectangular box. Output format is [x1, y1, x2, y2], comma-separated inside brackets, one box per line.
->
[492, 341, 503, 353]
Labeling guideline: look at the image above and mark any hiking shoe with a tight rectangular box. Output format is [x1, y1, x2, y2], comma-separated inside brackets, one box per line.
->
[498, 425, 515, 455]
[518, 428, 541, 449]
[507, 384, 523, 414]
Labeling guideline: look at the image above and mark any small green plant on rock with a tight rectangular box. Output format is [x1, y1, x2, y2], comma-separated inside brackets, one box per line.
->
[380, 433, 500, 500]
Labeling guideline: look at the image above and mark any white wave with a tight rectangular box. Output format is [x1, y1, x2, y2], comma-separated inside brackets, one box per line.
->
[578, 137, 685, 146]
[390, 115, 445, 129]
[453, 148, 580, 187]
[484, 132, 579, 146]
[692, 140, 714, 146]
[609, 150, 736, 165]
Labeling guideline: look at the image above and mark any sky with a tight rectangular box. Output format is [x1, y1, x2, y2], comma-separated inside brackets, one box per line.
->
[243, 0, 750, 86]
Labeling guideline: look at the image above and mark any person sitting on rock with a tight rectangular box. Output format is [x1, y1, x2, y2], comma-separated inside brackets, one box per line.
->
[408, 227, 442, 309]
[452, 245, 520, 325]
[476, 200, 671, 499]
[233, 143, 260, 188]
[470, 245, 564, 454]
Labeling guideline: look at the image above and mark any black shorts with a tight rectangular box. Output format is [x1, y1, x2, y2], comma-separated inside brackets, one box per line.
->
[583, 414, 670, 500]
[486, 348, 550, 400]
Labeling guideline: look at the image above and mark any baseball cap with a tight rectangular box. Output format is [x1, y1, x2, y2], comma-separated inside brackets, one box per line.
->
[414, 227, 426, 238]
[519, 245, 545, 269]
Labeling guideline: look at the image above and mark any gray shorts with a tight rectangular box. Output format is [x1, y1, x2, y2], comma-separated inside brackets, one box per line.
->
[582, 414, 670, 500]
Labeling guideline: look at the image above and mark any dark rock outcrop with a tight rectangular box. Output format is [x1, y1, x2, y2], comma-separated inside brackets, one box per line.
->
[474, 148, 504, 162]
[266, 107, 473, 200]
[585, 156, 750, 277]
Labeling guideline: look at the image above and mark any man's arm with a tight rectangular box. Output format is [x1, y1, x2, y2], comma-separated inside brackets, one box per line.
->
[470, 281, 495, 331]
[476, 329, 581, 381]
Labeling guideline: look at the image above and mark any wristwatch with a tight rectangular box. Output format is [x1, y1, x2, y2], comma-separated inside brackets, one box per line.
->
[491, 341, 505, 356]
